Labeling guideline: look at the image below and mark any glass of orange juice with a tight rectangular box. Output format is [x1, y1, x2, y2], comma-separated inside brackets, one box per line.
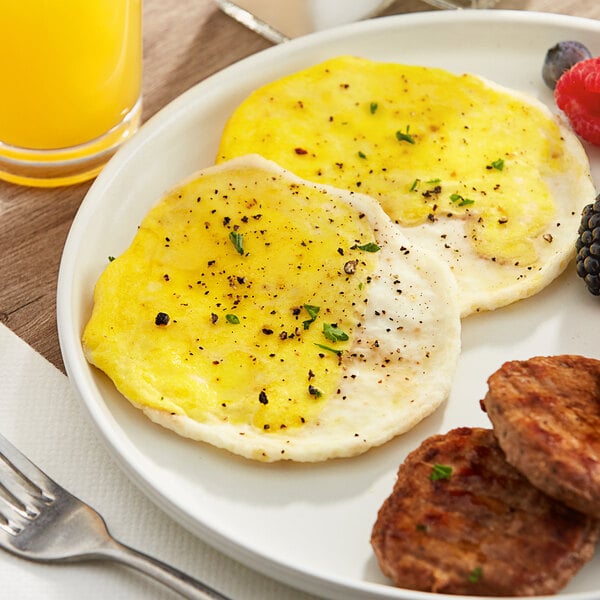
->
[0, 1, 142, 187]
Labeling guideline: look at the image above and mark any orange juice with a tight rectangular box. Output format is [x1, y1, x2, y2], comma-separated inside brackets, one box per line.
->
[0, 0, 142, 186]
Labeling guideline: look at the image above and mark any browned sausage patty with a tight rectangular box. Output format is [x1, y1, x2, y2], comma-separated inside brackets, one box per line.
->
[482, 354, 600, 518]
[371, 427, 599, 596]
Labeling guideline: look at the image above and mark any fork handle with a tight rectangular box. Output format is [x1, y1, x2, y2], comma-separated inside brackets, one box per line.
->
[98, 539, 231, 600]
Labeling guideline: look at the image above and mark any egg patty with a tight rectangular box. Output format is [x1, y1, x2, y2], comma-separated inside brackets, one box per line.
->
[216, 56, 596, 316]
[82, 155, 461, 462]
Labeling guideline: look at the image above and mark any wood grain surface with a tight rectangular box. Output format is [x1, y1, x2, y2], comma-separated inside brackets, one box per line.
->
[1, 0, 598, 371]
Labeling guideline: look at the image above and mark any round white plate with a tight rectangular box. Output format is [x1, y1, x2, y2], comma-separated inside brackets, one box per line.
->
[57, 10, 600, 600]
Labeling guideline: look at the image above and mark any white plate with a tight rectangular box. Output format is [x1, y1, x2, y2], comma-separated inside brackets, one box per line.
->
[57, 10, 600, 600]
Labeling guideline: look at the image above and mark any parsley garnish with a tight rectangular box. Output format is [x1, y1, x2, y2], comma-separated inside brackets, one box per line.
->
[468, 566, 483, 583]
[450, 193, 474, 207]
[396, 126, 415, 144]
[409, 178, 420, 192]
[430, 463, 453, 481]
[308, 385, 322, 398]
[358, 150, 367, 159]
[225, 314, 240, 324]
[369, 102, 378, 114]
[323, 323, 349, 342]
[489, 158, 504, 171]
[229, 231, 244, 255]
[353, 242, 380, 253]
[302, 304, 320, 330]
[108, 256, 116, 262]
[314, 343, 342, 356]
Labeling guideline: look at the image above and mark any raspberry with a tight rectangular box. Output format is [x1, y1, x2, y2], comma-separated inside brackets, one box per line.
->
[575, 194, 600, 295]
[555, 56, 600, 146]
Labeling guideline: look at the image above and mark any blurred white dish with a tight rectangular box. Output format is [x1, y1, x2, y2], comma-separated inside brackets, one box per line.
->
[57, 10, 600, 600]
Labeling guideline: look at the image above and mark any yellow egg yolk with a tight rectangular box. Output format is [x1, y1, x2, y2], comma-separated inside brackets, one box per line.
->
[217, 56, 567, 266]
[83, 165, 378, 432]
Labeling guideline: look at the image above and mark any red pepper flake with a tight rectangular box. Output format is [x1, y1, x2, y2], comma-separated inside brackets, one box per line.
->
[294, 147, 308, 155]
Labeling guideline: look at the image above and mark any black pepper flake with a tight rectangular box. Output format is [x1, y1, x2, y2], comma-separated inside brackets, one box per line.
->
[259, 390, 269, 405]
[294, 147, 308, 155]
[344, 260, 358, 274]
[210, 313, 218, 324]
[155, 312, 170, 326]
[262, 328, 274, 335]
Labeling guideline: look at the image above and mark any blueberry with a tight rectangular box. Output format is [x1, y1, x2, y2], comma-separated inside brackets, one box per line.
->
[542, 40, 592, 90]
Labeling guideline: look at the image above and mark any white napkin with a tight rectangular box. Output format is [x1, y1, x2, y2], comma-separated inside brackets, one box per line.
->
[0, 323, 317, 600]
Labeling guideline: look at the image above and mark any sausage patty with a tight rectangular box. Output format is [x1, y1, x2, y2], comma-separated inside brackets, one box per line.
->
[482, 354, 600, 518]
[371, 427, 599, 596]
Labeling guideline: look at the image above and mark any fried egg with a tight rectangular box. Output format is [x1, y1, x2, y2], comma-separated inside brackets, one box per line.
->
[216, 56, 596, 316]
[82, 155, 461, 462]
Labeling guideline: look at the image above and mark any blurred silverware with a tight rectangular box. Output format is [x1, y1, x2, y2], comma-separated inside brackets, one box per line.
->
[0, 432, 230, 600]
[214, 0, 499, 43]
[214, 0, 395, 43]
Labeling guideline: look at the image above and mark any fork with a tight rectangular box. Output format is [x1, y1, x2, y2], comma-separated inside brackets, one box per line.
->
[0, 432, 231, 599]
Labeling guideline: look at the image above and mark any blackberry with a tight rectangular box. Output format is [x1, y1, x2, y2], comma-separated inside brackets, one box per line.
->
[576, 195, 600, 295]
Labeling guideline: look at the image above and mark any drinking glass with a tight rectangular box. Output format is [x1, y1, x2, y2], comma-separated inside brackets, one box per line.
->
[0, 0, 143, 187]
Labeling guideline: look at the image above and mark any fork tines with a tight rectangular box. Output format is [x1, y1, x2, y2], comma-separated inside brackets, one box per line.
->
[0, 434, 55, 534]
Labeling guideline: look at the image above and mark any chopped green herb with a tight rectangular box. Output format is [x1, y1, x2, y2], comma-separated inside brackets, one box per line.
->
[430, 463, 453, 481]
[354, 242, 380, 253]
[225, 313, 240, 324]
[426, 178, 441, 184]
[108, 256, 116, 262]
[409, 178, 420, 192]
[308, 385, 322, 398]
[229, 231, 244, 255]
[314, 343, 342, 356]
[369, 102, 378, 114]
[449, 193, 474, 207]
[489, 158, 504, 171]
[468, 566, 483, 584]
[358, 150, 367, 159]
[323, 322, 349, 342]
[396, 126, 415, 144]
[302, 304, 320, 330]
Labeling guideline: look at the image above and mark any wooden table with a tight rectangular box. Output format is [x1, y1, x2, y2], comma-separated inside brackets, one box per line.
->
[1, 0, 598, 372]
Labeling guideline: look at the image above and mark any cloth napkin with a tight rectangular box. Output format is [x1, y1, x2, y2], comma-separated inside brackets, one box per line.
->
[0, 323, 317, 600]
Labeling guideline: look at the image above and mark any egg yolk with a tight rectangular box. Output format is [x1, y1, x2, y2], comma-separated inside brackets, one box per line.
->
[217, 56, 568, 266]
[82, 165, 378, 432]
